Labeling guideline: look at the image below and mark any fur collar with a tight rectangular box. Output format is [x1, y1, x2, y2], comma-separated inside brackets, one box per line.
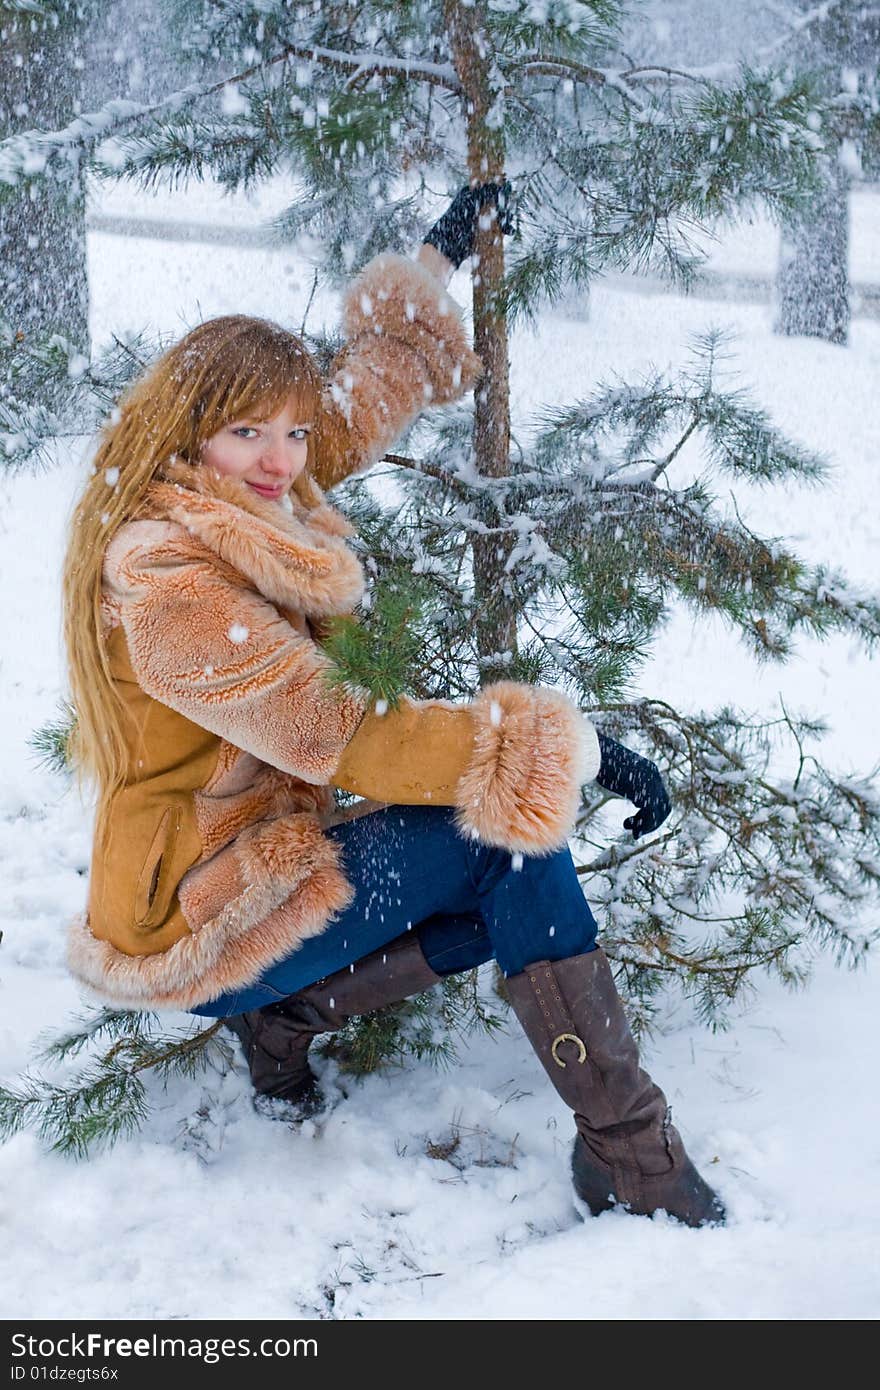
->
[140, 458, 366, 618]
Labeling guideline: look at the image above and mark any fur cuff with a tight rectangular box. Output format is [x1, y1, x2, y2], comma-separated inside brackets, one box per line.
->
[342, 251, 484, 406]
[454, 682, 600, 855]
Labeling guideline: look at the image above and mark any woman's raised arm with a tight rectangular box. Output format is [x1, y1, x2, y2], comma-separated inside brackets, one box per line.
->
[309, 246, 483, 492]
[308, 183, 513, 493]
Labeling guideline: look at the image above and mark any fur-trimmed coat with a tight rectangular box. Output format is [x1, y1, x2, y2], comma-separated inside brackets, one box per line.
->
[67, 251, 600, 1013]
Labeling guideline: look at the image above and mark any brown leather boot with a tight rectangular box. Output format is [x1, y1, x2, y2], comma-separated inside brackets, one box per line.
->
[225, 931, 442, 1113]
[504, 947, 726, 1227]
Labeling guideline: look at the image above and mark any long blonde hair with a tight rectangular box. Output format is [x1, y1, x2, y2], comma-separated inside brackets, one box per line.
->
[63, 315, 323, 802]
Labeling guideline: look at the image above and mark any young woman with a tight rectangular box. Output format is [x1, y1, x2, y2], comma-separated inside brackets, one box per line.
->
[63, 185, 724, 1228]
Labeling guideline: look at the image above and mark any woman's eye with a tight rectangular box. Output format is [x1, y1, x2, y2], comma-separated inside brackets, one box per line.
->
[290, 428, 310, 441]
[232, 427, 258, 439]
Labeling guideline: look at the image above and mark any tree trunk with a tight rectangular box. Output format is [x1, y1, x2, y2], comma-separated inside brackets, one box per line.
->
[444, 0, 516, 686]
[0, 6, 89, 354]
[775, 159, 849, 346]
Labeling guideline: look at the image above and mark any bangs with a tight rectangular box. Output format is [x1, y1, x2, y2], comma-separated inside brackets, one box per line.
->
[223, 353, 321, 428]
[177, 316, 323, 448]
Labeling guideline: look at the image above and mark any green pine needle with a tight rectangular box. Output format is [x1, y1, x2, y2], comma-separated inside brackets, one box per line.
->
[318, 568, 436, 709]
[0, 1013, 228, 1159]
[28, 702, 76, 776]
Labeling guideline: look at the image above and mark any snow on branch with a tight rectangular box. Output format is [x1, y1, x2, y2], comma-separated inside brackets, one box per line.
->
[0, 40, 460, 191]
[503, 54, 650, 113]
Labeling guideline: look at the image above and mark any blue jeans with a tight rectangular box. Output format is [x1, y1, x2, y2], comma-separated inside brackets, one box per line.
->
[190, 804, 598, 1018]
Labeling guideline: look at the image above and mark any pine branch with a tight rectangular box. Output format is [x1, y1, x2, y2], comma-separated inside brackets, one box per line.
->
[1, 322, 158, 470]
[619, 2, 853, 85]
[504, 55, 649, 113]
[0, 0, 102, 21]
[0, 1067, 150, 1158]
[0, 32, 461, 195]
[499, 67, 826, 326]
[318, 566, 437, 708]
[35, 1006, 155, 1063]
[580, 694, 880, 1021]
[486, 0, 623, 58]
[0, 1013, 229, 1158]
[27, 701, 76, 776]
[322, 967, 505, 1077]
[382, 451, 473, 501]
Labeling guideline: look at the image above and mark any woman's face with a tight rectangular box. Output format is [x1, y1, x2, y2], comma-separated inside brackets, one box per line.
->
[200, 396, 312, 502]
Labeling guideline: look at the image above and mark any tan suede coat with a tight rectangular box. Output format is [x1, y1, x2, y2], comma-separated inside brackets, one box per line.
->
[67, 251, 600, 1012]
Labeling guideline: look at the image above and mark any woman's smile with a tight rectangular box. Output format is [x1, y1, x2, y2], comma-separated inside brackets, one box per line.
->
[246, 480, 287, 500]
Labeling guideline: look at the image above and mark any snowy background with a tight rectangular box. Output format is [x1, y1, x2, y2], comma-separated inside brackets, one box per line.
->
[0, 175, 878, 1319]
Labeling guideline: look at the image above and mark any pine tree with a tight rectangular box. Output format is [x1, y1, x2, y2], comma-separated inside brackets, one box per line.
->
[615, 0, 880, 340]
[771, 0, 880, 344]
[3, 0, 880, 1156]
[0, 1, 93, 360]
[0, 0, 193, 464]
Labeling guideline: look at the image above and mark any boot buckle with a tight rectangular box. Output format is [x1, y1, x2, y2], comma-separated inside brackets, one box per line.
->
[551, 1032, 587, 1068]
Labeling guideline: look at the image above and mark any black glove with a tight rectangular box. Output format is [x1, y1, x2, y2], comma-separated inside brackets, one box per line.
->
[423, 180, 516, 269]
[595, 733, 671, 840]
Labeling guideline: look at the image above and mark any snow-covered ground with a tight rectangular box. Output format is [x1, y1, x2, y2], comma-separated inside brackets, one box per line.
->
[0, 184, 878, 1319]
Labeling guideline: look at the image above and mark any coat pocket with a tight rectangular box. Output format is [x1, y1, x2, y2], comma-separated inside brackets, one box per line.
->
[134, 804, 182, 930]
